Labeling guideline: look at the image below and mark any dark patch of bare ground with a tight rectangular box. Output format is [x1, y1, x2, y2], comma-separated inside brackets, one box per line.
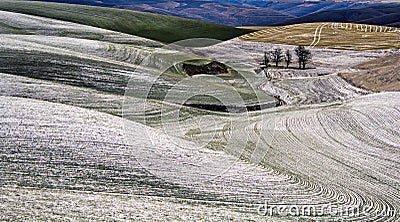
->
[182, 61, 228, 76]
[339, 53, 400, 92]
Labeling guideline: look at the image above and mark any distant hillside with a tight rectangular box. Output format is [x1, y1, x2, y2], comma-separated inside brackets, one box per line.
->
[116, 2, 295, 27]
[33, 0, 295, 26]
[340, 53, 400, 92]
[0, 1, 250, 43]
[274, 3, 400, 27]
[230, 0, 371, 17]
[34, 0, 372, 26]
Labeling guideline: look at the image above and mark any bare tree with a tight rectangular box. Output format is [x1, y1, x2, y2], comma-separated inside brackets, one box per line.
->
[271, 48, 283, 67]
[302, 50, 312, 69]
[295, 46, 312, 69]
[284, 49, 292, 68]
[259, 52, 271, 79]
[295, 46, 304, 69]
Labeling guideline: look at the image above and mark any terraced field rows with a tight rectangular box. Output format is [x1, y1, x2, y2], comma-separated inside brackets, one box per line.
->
[261, 75, 369, 105]
[3, 92, 398, 220]
[131, 91, 400, 220]
[3, 34, 156, 67]
[0, 96, 345, 221]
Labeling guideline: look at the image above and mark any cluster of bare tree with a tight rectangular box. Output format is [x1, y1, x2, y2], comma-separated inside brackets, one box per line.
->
[261, 46, 312, 70]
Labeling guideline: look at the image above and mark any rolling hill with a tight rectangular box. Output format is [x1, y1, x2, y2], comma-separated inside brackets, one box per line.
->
[274, 3, 400, 27]
[240, 22, 400, 50]
[340, 53, 400, 92]
[232, 0, 372, 17]
[34, 0, 373, 26]
[116, 2, 295, 27]
[0, 0, 250, 43]
[0, 2, 400, 221]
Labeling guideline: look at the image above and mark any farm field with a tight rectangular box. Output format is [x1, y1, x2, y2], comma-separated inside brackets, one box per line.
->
[340, 53, 400, 92]
[0, 2, 399, 221]
[0, 0, 251, 43]
[240, 22, 400, 50]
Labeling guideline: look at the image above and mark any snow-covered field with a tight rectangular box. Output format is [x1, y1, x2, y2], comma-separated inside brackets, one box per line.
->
[0, 9, 399, 221]
[197, 38, 397, 105]
[0, 10, 162, 46]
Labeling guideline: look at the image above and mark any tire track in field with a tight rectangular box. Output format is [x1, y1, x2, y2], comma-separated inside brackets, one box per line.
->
[309, 23, 324, 48]
[309, 23, 327, 48]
